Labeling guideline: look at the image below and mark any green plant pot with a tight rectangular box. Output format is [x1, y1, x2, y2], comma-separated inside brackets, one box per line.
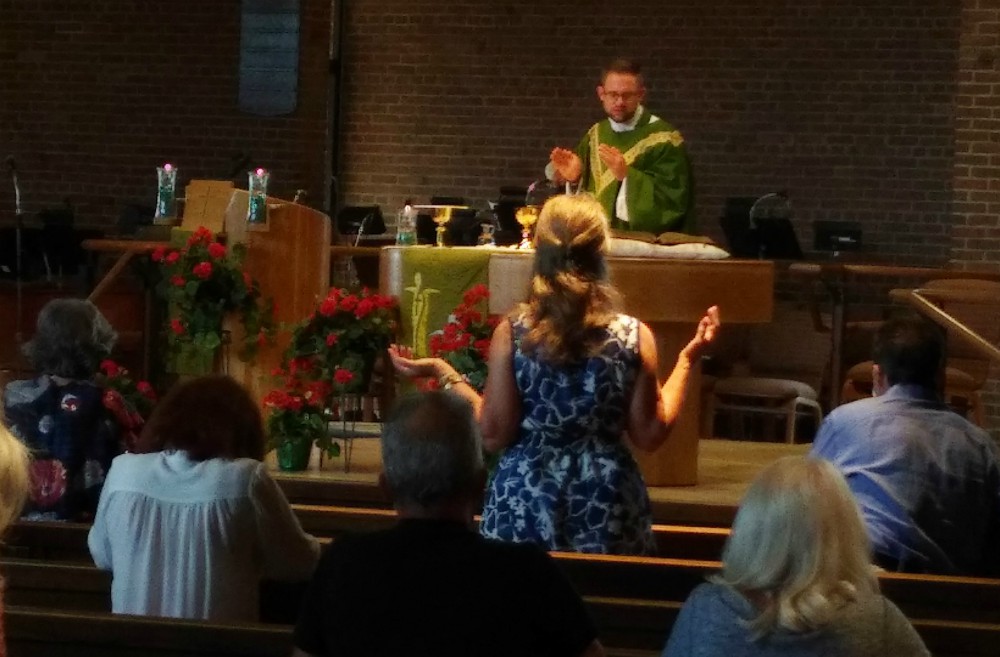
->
[276, 440, 312, 471]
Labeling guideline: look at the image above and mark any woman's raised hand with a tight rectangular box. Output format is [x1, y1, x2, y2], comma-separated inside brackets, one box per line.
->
[387, 344, 446, 380]
[682, 306, 721, 359]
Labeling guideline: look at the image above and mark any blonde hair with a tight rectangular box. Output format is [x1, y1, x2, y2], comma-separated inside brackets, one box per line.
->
[717, 456, 876, 638]
[520, 194, 617, 364]
[0, 424, 30, 533]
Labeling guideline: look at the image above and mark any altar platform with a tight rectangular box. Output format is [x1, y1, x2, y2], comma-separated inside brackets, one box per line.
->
[271, 437, 809, 528]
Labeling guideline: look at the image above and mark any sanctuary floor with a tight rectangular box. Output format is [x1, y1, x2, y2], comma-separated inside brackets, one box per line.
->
[271, 438, 809, 527]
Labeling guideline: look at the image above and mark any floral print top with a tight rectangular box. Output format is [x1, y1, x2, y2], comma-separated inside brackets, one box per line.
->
[3, 376, 122, 521]
[480, 313, 656, 555]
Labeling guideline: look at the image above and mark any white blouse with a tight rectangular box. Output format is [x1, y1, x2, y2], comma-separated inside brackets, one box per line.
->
[88, 450, 320, 621]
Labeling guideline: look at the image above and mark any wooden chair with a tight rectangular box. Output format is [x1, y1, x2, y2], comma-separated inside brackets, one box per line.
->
[706, 305, 829, 443]
[841, 278, 1000, 425]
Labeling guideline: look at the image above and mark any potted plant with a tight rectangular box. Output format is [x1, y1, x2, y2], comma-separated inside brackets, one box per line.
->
[427, 284, 498, 392]
[263, 287, 398, 470]
[153, 226, 276, 374]
[95, 359, 158, 452]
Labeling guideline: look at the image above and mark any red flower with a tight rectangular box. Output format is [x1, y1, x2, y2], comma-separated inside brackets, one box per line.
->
[170, 318, 185, 335]
[243, 271, 253, 288]
[319, 298, 338, 317]
[171, 275, 186, 287]
[165, 251, 181, 265]
[207, 242, 227, 259]
[137, 381, 156, 400]
[354, 297, 376, 319]
[188, 226, 214, 246]
[339, 295, 359, 312]
[325, 333, 339, 347]
[100, 359, 121, 377]
[463, 283, 489, 306]
[151, 246, 166, 263]
[192, 261, 213, 279]
[474, 338, 491, 359]
[333, 368, 354, 385]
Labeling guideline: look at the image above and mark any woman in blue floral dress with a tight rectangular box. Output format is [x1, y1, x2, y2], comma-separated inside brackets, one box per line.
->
[390, 193, 719, 555]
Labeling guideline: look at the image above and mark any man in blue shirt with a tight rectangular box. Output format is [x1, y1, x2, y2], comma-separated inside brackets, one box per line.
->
[811, 315, 1000, 576]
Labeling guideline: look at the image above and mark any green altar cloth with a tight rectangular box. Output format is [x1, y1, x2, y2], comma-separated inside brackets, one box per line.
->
[396, 247, 492, 357]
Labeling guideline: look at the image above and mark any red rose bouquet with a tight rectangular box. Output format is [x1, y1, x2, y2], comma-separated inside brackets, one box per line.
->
[95, 359, 158, 451]
[153, 226, 276, 366]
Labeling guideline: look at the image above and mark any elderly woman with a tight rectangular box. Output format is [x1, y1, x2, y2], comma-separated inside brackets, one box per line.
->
[88, 375, 320, 621]
[2, 298, 121, 521]
[662, 456, 929, 656]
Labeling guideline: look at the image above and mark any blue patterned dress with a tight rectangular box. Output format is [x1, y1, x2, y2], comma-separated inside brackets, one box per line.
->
[480, 313, 656, 555]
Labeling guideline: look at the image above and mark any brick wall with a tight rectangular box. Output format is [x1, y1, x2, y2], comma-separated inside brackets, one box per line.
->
[338, 0, 960, 266]
[951, 1, 1000, 435]
[0, 0, 332, 229]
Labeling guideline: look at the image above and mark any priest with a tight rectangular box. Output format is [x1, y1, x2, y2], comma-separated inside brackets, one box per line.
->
[549, 58, 694, 234]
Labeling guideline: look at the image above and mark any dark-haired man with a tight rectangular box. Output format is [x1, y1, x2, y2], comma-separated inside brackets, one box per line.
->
[549, 58, 693, 234]
[811, 315, 1000, 576]
[293, 391, 604, 657]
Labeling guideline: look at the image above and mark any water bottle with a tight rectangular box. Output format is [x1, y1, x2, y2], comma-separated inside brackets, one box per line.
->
[396, 205, 417, 246]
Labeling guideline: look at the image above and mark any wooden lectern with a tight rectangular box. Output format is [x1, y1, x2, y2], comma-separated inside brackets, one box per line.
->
[223, 191, 330, 400]
[488, 253, 773, 486]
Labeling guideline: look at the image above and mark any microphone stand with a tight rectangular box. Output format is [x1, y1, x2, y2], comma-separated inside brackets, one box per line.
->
[7, 158, 25, 373]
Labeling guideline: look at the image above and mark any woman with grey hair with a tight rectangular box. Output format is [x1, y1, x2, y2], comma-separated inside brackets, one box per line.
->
[662, 456, 929, 656]
[2, 298, 123, 521]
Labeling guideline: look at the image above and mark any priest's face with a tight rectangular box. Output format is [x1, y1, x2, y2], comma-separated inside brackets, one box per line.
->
[597, 72, 645, 123]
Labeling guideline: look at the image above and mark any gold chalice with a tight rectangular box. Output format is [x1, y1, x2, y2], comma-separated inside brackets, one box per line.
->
[432, 207, 455, 247]
[515, 205, 540, 249]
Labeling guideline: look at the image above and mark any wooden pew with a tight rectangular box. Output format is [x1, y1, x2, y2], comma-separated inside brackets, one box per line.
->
[2, 510, 732, 563]
[5, 606, 293, 657]
[0, 554, 1000, 657]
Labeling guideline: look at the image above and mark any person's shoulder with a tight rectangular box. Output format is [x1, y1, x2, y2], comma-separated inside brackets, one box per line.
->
[103, 451, 159, 486]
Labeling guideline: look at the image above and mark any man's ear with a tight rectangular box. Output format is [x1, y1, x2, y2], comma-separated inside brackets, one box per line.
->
[596, 84, 604, 100]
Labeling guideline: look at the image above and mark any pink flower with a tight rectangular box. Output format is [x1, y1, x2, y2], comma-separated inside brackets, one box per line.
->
[208, 242, 227, 259]
[192, 261, 213, 279]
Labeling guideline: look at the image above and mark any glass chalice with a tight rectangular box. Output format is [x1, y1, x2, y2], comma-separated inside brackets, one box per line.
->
[515, 205, 540, 249]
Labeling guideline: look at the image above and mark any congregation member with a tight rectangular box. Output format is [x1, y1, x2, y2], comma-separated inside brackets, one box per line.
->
[88, 375, 319, 621]
[548, 58, 694, 234]
[390, 193, 720, 555]
[2, 298, 122, 521]
[662, 456, 929, 657]
[293, 391, 604, 657]
[811, 315, 1000, 576]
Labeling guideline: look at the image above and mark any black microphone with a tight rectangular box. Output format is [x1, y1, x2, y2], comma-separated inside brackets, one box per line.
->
[6, 155, 22, 217]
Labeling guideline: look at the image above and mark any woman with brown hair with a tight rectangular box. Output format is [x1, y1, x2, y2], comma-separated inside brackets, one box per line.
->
[87, 375, 319, 621]
[390, 193, 718, 554]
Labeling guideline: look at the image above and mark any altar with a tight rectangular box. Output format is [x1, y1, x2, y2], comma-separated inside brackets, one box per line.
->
[379, 246, 775, 486]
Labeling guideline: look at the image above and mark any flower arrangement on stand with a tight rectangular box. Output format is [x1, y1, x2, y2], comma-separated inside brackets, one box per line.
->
[153, 226, 276, 373]
[427, 284, 499, 393]
[95, 359, 158, 452]
[264, 287, 399, 470]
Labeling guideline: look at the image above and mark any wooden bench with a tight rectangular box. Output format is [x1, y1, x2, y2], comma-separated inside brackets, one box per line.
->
[2, 509, 732, 563]
[5, 600, 1000, 657]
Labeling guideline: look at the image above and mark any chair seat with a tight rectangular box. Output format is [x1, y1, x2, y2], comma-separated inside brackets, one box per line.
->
[709, 376, 823, 444]
[714, 376, 819, 401]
